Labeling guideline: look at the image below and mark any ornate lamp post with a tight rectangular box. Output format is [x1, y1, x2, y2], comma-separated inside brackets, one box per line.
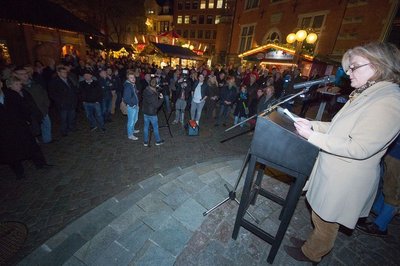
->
[286, 29, 318, 67]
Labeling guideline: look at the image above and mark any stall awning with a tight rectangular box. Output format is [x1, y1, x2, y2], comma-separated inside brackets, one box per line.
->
[150, 42, 202, 60]
[239, 43, 314, 63]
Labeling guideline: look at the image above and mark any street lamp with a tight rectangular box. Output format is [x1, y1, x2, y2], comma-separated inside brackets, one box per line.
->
[286, 29, 318, 66]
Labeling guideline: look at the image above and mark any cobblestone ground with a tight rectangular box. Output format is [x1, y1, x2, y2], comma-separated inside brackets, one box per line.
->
[0, 109, 252, 264]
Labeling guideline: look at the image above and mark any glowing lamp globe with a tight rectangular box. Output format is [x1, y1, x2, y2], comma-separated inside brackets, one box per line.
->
[286, 33, 297, 44]
[295, 30, 307, 42]
[306, 33, 318, 44]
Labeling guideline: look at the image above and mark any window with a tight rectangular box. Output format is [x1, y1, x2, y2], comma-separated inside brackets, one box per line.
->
[239, 25, 255, 53]
[190, 30, 196, 38]
[262, 30, 281, 44]
[200, 0, 206, 9]
[245, 0, 259, 10]
[215, 15, 221, 24]
[184, 15, 190, 24]
[185, 0, 191, 9]
[177, 30, 182, 36]
[159, 21, 169, 33]
[206, 15, 213, 24]
[205, 30, 211, 39]
[177, 16, 183, 24]
[209, 0, 215, 9]
[198, 30, 203, 39]
[216, 0, 223, 8]
[183, 30, 188, 38]
[300, 13, 326, 30]
[191, 15, 197, 24]
[192, 0, 199, 9]
[212, 30, 217, 39]
[178, 0, 183, 10]
[199, 15, 205, 24]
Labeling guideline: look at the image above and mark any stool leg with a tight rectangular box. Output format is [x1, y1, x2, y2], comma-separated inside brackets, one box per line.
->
[232, 156, 257, 239]
[250, 165, 265, 205]
[267, 174, 306, 263]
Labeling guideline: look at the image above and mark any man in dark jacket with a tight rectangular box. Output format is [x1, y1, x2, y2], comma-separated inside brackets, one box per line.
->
[98, 69, 113, 122]
[216, 76, 237, 126]
[48, 65, 78, 136]
[79, 70, 105, 131]
[142, 78, 164, 146]
[1, 78, 49, 179]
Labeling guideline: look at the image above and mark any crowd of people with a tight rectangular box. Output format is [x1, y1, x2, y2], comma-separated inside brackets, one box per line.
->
[1, 54, 316, 179]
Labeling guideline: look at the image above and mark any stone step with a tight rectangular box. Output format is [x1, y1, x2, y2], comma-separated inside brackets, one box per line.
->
[19, 156, 246, 266]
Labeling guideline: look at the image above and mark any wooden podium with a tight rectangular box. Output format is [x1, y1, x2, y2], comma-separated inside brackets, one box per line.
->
[232, 108, 319, 263]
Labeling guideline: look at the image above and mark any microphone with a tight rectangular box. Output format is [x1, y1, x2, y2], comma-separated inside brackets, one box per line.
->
[293, 75, 336, 90]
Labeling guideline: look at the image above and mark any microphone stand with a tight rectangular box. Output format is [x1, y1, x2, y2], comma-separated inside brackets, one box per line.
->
[203, 87, 310, 220]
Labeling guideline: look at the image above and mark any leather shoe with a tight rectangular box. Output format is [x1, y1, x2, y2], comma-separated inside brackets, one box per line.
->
[289, 236, 306, 248]
[284, 245, 319, 265]
[356, 222, 387, 237]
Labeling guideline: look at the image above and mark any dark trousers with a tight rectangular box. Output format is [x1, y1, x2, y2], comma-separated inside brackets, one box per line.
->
[60, 108, 76, 135]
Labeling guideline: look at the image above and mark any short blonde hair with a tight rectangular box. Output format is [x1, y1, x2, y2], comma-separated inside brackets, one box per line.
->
[342, 42, 400, 84]
[6, 76, 21, 88]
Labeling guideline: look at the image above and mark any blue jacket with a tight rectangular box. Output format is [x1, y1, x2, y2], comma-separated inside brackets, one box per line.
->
[123, 80, 139, 107]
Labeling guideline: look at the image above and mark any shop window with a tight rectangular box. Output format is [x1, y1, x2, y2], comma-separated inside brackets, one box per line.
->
[0, 40, 11, 64]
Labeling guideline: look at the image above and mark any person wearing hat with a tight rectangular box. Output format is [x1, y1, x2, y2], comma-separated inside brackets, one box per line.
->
[79, 69, 105, 131]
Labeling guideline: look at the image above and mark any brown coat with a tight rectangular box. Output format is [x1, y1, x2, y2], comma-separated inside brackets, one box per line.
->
[304, 81, 400, 229]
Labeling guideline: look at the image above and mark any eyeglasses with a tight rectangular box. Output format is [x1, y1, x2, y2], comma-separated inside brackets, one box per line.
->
[346, 63, 370, 75]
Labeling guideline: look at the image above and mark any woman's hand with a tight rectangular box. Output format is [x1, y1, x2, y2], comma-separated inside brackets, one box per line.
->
[294, 118, 313, 139]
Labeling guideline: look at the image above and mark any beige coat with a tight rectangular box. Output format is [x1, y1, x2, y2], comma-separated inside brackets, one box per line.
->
[305, 81, 400, 229]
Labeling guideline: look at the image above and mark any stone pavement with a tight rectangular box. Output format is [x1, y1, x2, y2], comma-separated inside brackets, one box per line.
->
[1, 105, 400, 265]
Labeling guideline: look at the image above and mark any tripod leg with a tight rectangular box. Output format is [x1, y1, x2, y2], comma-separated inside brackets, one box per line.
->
[203, 197, 230, 216]
[203, 148, 251, 216]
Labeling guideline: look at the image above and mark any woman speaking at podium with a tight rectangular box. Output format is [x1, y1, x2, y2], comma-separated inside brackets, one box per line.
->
[285, 42, 400, 264]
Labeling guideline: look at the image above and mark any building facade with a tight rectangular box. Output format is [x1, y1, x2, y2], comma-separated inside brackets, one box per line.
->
[173, 0, 236, 64]
[228, 0, 398, 70]
[144, 0, 174, 35]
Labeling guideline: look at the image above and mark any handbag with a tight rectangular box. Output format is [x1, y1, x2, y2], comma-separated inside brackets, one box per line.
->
[120, 101, 128, 115]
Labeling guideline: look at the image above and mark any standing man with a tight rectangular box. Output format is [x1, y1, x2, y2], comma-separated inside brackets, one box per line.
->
[79, 70, 105, 132]
[98, 69, 113, 122]
[215, 76, 237, 127]
[123, 70, 140, 140]
[48, 65, 77, 136]
[14, 66, 52, 143]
